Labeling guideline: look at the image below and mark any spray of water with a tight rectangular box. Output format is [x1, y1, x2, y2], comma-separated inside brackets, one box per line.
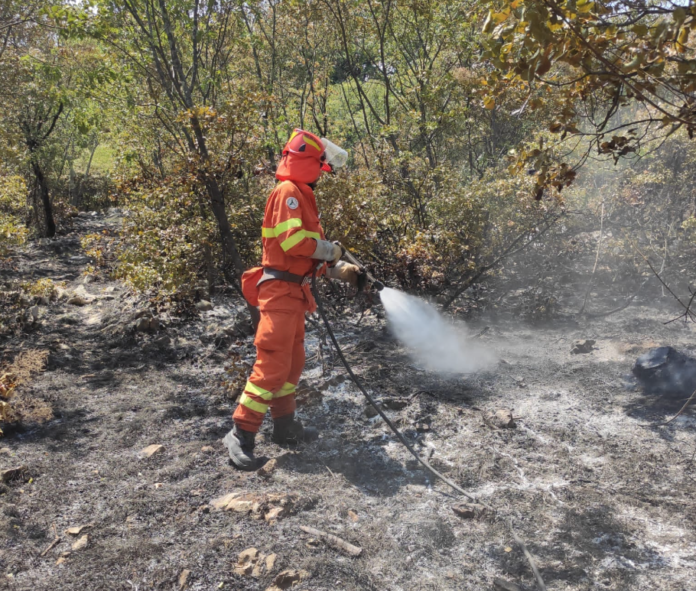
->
[379, 287, 497, 374]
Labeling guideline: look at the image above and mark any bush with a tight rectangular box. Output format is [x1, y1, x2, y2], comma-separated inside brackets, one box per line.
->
[0, 174, 29, 253]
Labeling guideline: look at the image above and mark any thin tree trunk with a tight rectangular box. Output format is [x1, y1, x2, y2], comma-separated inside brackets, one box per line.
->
[31, 159, 56, 238]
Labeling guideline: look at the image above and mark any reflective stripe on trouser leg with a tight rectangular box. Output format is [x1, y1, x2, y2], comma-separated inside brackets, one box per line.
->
[270, 312, 305, 420]
[233, 307, 303, 432]
[273, 382, 297, 398]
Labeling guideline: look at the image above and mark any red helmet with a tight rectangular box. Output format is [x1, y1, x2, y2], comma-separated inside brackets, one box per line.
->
[275, 129, 331, 184]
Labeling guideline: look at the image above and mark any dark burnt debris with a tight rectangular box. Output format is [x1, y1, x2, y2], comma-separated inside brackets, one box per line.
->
[633, 346, 696, 399]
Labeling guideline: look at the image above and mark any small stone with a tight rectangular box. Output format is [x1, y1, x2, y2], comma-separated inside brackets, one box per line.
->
[571, 339, 596, 354]
[134, 309, 152, 319]
[139, 444, 165, 458]
[0, 448, 11, 455]
[135, 317, 150, 332]
[154, 335, 170, 347]
[71, 534, 89, 551]
[257, 458, 277, 477]
[179, 569, 191, 590]
[493, 578, 522, 591]
[149, 317, 160, 331]
[1, 466, 27, 483]
[452, 503, 484, 519]
[56, 557, 67, 566]
[488, 409, 516, 429]
[201, 445, 215, 453]
[364, 404, 380, 418]
[265, 553, 277, 572]
[154, 482, 164, 489]
[26, 305, 39, 320]
[67, 296, 88, 306]
[382, 398, 408, 411]
[196, 300, 214, 312]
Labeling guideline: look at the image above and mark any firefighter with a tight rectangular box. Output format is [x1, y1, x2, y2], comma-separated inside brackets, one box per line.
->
[224, 129, 361, 470]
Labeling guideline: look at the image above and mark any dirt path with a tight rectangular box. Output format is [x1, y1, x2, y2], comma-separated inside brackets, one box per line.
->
[2, 212, 696, 591]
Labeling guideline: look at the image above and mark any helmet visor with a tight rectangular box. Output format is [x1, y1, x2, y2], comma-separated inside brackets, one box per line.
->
[321, 138, 348, 169]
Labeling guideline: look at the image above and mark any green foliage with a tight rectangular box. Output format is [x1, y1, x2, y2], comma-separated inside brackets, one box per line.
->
[0, 174, 29, 253]
[480, 0, 696, 195]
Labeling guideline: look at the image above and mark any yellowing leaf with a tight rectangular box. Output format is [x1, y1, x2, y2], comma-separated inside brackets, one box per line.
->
[483, 97, 496, 110]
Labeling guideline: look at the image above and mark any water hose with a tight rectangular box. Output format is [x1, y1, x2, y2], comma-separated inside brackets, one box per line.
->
[310, 270, 548, 591]
[311, 272, 481, 504]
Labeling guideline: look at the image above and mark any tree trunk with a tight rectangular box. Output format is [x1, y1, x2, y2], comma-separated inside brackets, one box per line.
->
[32, 159, 56, 238]
[189, 115, 260, 328]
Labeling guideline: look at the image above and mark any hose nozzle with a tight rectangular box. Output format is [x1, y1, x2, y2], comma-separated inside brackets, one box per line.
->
[337, 244, 386, 292]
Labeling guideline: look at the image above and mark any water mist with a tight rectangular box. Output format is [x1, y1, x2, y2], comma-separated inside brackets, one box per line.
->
[379, 287, 496, 374]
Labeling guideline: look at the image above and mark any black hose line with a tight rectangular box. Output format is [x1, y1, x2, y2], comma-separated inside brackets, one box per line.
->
[311, 274, 484, 508]
[310, 274, 548, 590]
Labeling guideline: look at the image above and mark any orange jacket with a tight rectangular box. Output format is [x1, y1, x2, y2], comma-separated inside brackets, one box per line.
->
[262, 180, 325, 275]
[258, 180, 326, 312]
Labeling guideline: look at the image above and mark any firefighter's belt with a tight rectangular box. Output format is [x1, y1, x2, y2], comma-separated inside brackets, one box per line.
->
[259, 267, 313, 287]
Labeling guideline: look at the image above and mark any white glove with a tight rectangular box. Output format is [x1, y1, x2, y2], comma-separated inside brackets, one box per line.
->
[312, 239, 342, 264]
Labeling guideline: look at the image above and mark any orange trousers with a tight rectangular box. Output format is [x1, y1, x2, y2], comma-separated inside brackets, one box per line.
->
[232, 304, 306, 433]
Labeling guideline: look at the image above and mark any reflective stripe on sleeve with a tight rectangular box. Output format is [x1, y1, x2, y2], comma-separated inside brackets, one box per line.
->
[280, 230, 309, 252]
[262, 217, 303, 238]
[239, 393, 269, 414]
[244, 381, 274, 401]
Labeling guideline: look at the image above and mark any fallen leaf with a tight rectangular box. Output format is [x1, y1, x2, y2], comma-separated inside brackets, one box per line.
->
[179, 569, 191, 590]
[257, 458, 277, 477]
[71, 535, 89, 551]
[211, 493, 239, 510]
[65, 524, 93, 536]
[1, 466, 27, 483]
[56, 557, 67, 566]
[504, 546, 513, 553]
[139, 444, 165, 458]
[347, 510, 359, 522]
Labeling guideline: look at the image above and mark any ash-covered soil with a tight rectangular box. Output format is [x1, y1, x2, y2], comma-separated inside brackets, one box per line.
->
[1, 212, 696, 591]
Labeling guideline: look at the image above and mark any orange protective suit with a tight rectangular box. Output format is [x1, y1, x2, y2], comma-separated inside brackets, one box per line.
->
[233, 130, 329, 433]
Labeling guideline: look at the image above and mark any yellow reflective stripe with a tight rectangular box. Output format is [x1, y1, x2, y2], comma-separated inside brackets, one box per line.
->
[244, 381, 274, 401]
[262, 218, 303, 239]
[305, 231, 321, 240]
[280, 230, 307, 252]
[289, 130, 299, 141]
[274, 382, 296, 398]
[274, 218, 303, 235]
[240, 393, 269, 414]
[303, 135, 321, 152]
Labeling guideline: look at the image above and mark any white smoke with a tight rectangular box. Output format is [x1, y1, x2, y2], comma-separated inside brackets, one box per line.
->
[379, 287, 497, 374]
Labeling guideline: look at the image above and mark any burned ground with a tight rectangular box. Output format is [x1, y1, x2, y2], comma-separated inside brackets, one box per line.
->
[1, 212, 695, 591]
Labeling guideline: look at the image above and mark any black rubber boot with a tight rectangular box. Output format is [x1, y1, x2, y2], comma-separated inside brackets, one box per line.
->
[271, 413, 319, 444]
[223, 424, 257, 470]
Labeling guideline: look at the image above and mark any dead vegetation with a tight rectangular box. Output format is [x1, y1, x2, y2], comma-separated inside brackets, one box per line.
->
[1, 213, 696, 591]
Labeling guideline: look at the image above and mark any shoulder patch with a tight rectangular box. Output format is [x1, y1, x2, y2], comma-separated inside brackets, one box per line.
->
[286, 197, 299, 210]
